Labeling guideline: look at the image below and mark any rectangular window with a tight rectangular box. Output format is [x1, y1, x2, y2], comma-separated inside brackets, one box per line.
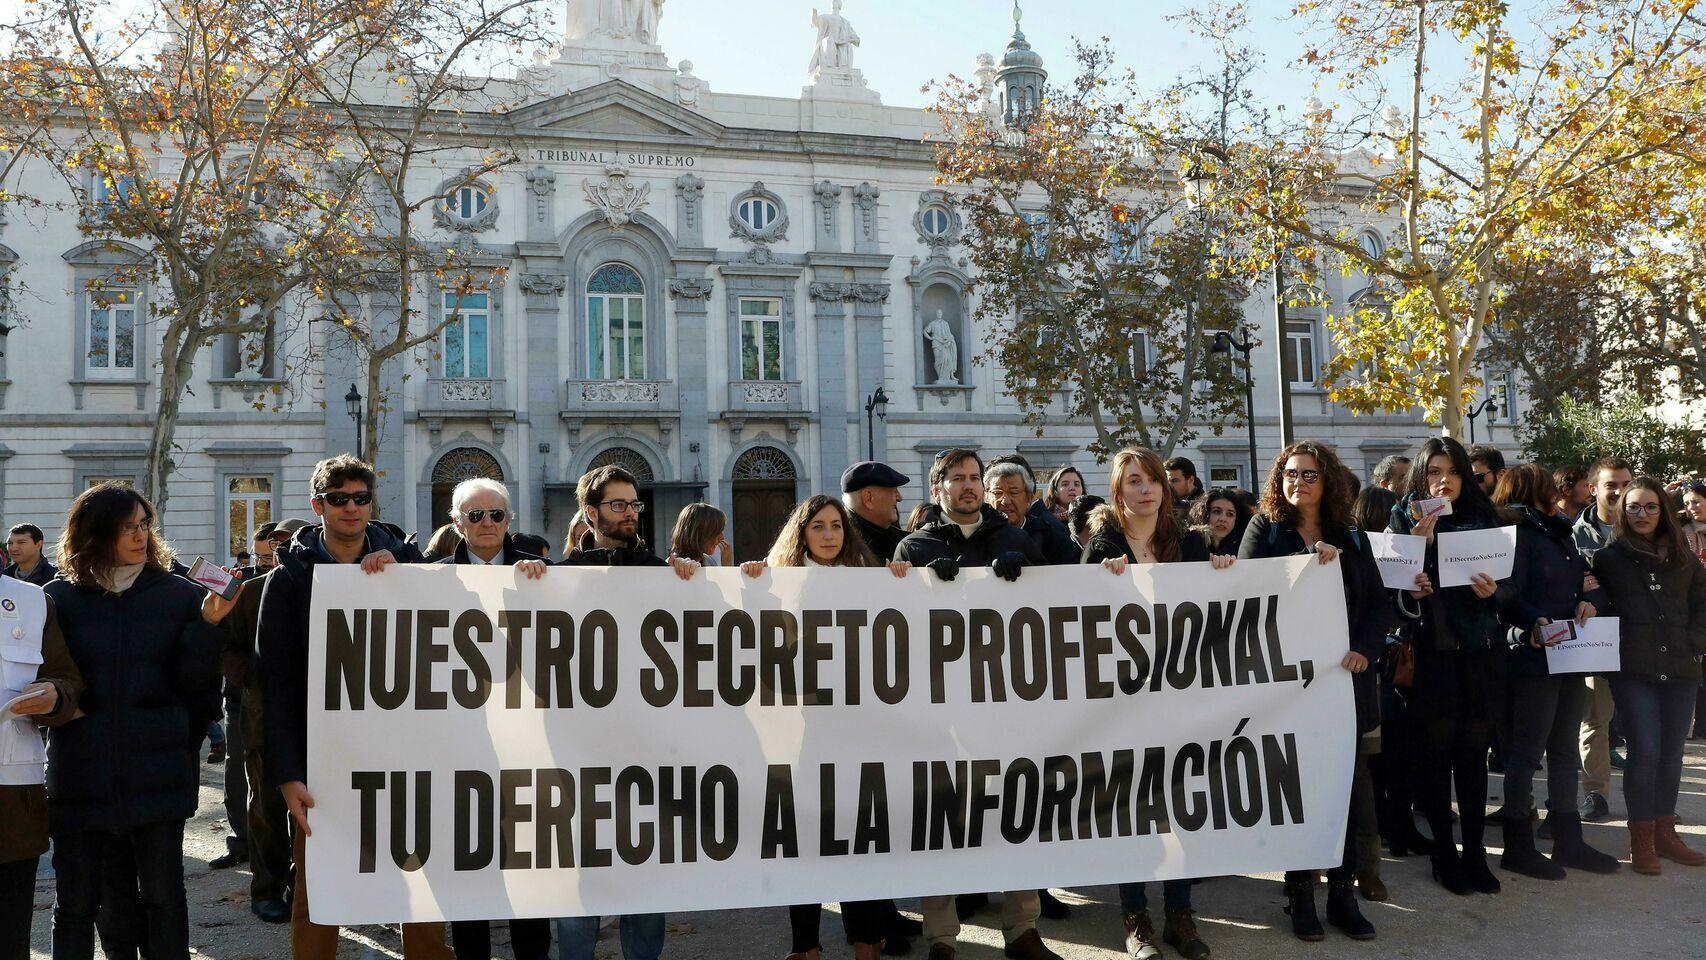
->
[1021, 212, 1050, 260]
[739, 297, 783, 381]
[84, 475, 136, 489]
[1209, 465, 1244, 488]
[93, 174, 137, 208]
[1284, 319, 1317, 387]
[586, 292, 644, 379]
[1110, 222, 1142, 263]
[442, 291, 490, 379]
[227, 476, 273, 557]
[87, 290, 138, 379]
[1488, 368, 1515, 422]
[1131, 330, 1154, 379]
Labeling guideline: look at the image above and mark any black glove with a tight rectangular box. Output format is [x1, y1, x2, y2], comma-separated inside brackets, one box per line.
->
[925, 558, 960, 582]
[992, 552, 1026, 582]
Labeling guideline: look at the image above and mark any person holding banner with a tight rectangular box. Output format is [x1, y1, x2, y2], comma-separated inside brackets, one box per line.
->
[44, 484, 239, 960]
[257, 456, 453, 960]
[893, 449, 1056, 960]
[436, 478, 553, 960]
[1592, 478, 1706, 875]
[741, 494, 910, 960]
[1082, 446, 1226, 960]
[1387, 438, 1506, 897]
[1238, 441, 1390, 943]
[560, 465, 699, 580]
[1488, 465, 1619, 879]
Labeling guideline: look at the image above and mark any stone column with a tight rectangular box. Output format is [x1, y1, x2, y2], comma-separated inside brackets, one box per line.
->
[810, 280, 853, 484]
[851, 278, 890, 464]
[669, 274, 715, 487]
[517, 264, 565, 537]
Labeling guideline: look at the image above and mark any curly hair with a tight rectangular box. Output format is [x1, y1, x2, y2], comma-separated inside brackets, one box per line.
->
[1106, 446, 1184, 562]
[1188, 487, 1252, 552]
[766, 496, 877, 568]
[1259, 440, 1355, 534]
[56, 483, 176, 588]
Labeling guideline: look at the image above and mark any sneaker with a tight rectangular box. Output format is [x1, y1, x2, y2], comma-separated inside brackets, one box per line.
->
[1122, 911, 1161, 960]
[1578, 792, 1610, 823]
[1610, 749, 1627, 770]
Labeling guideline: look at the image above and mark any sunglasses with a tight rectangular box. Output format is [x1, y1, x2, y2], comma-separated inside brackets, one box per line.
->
[316, 491, 373, 507]
[1473, 472, 1489, 485]
[463, 509, 506, 524]
[1283, 468, 1321, 484]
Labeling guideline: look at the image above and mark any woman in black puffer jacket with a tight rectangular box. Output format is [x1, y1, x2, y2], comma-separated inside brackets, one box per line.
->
[1592, 477, 1706, 876]
[42, 484, 238, 960]
[1489, 465, 1619, 878]
[1387, 438, 1507, 897]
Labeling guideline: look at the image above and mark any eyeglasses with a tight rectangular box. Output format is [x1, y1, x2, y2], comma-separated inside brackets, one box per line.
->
[1623, 502, 1664, 516]
[597, 499, 645, 514]
[119, 519, 153, 537]
[463, 509, 506, 524]
[316, 491, 373, 507]
[1283, 468, 1321, 485]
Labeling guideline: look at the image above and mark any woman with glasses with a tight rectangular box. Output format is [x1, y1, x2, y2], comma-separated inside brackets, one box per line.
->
[43, 483, 240, 960]
[1187, 487, 1251, 558]
[741, 495, 910, 960]
[438, 478, 551, 960]
[1488, 464, 1619, 878]
[1386, 437, 1506, 896]
[1237, 441, 1392, 942]
[1592, 477, 1706, 874]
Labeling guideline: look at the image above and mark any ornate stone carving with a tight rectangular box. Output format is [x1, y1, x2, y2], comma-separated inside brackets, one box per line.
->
[729, 181, 789, 246]
[431, 446, 503, 484]
[742, 381, 791, 404]
[851, 282, 889, 303]
[432, 171, 500, 233]
[674, 59, 706, 105]
[813, 181, 840, 237]
[809, 280, 854, 302]
[583, 164, 651, 228]
[913, 189, 962, 249]
[733, 445, 797, 480]
[440, 379, 494, 402]
[579, 380, 661, 403]
[519, 273, 567, 296]
[668, 277, 715, 301]
[524, 167, 556, 226]
[676, 173, 704, 231]
[853, 182, 879, 244]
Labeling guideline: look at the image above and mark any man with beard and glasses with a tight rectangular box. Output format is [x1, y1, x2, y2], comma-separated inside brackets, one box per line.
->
[553, 463, 694, 960]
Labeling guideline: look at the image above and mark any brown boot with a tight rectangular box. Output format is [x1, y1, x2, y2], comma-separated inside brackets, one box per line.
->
[1356, 870, 1388, 902]
[853, 943, 886, 960]
[1655, 816, 1706, 866]
[1629, 821, 1662, 875]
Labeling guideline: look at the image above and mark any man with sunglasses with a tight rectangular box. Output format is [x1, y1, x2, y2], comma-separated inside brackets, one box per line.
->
[1467, 444, 1506, 498]
[258, 455, 452, 960]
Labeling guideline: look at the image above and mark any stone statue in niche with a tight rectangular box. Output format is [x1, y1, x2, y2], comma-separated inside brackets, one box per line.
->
[809, 0, 860, 72]
[924, 309, 959, 384]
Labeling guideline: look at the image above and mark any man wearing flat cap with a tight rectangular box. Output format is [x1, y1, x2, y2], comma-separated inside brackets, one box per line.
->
[841, 461, 910, 561]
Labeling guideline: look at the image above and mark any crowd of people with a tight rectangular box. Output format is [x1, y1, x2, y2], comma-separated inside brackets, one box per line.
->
[2, 435, 1705, 960]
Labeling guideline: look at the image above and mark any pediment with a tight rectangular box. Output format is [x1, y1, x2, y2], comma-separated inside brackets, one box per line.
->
[509, 80, 725, 141]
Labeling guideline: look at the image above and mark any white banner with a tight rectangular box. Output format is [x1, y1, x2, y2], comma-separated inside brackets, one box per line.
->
[305, 558, 1355, 925]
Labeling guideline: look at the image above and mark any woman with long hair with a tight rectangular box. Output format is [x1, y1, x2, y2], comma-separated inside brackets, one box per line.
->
[1083, 447, 1228, 960]
[1386, 437, 1506, 896]
[1187, 487, 1251, 557]
[1679, 480, 1706, 563]
[670, 502, 730, 565]
[1238, 441, 1391, 941]
[1593, 477, 1706, 874]
[1489, 464, 1620, 878]
[743, 495, 908, 960]
[43, 484, 240, 960]
[1044, 465, 1087, 525]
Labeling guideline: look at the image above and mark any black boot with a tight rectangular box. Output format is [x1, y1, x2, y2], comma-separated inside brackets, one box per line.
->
[1325, 876, 1375, 940]
[1549, 809, 1621, 874]
[954, 893, 988, 921]
[1037, 889, 1071, 920]
[1283, 874, 1324, 942]
[1430, 846, 1472, 895]
[1460, 846, 1502, 894]
[1500, 815, 1565, 880]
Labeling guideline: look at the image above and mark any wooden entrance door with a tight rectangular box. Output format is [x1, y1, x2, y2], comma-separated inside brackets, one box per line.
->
[731, 481, 795, 562]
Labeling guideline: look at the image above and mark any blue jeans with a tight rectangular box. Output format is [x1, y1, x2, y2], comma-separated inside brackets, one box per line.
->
[1609, 677, 1696, 821]
[1117, 880, 1192, 914]
[554, 914, 665, 960]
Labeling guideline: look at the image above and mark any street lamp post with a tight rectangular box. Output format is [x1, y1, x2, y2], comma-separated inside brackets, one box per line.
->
[863, 386, 890, 460]
[345, 383, 364, 458]
[1211, 331, 1260, 488]
[1466, 396, 1498, 446]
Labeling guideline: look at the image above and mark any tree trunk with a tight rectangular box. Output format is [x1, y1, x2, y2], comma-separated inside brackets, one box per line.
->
[363, 359, 384, 518]
[142, 324, 198, 522]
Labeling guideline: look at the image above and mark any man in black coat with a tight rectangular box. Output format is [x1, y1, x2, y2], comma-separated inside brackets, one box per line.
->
[983, 460, 1079, 566]
[3, 523, 57, 585]
[559, 464, 698, 576]
[893, 449, 1056, 960]
[841, 460, 910, 561]
[257, 455, 450, 960]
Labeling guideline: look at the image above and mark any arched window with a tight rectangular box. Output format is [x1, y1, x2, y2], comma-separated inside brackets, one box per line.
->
[737, 196, 779, 232]
[588, 446, 655, 482]
[921, 205, 951, 238]
[446, 184, 492, 222]
[1358, 230, 1385, 259]
[586, 263, 645, 380]
[733, 446, 797, 481]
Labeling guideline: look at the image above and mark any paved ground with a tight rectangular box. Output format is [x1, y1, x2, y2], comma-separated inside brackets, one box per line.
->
[29, 745, 1706, 959]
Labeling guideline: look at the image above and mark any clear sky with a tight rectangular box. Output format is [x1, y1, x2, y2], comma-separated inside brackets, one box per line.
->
[649, 0, 1323, 112]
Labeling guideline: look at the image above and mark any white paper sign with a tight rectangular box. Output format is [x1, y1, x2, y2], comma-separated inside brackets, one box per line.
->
[1366, 532, 1428, 591]
[1436, 527, 1518, 587]
[1546, 617, 1621, 675]
[305, 560, 1356, 924]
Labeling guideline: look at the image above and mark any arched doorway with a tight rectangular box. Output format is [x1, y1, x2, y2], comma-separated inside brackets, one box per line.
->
[730, 445, 797, 562]
[430, 447, 504, 531]
[586, 446, 658, 546]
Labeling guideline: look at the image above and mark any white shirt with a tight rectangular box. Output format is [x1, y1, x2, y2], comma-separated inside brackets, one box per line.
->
[468, 547, 505, 565]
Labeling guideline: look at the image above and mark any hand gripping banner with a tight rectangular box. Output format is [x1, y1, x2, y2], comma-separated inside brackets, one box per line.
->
[305, 557, 1353, 923]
